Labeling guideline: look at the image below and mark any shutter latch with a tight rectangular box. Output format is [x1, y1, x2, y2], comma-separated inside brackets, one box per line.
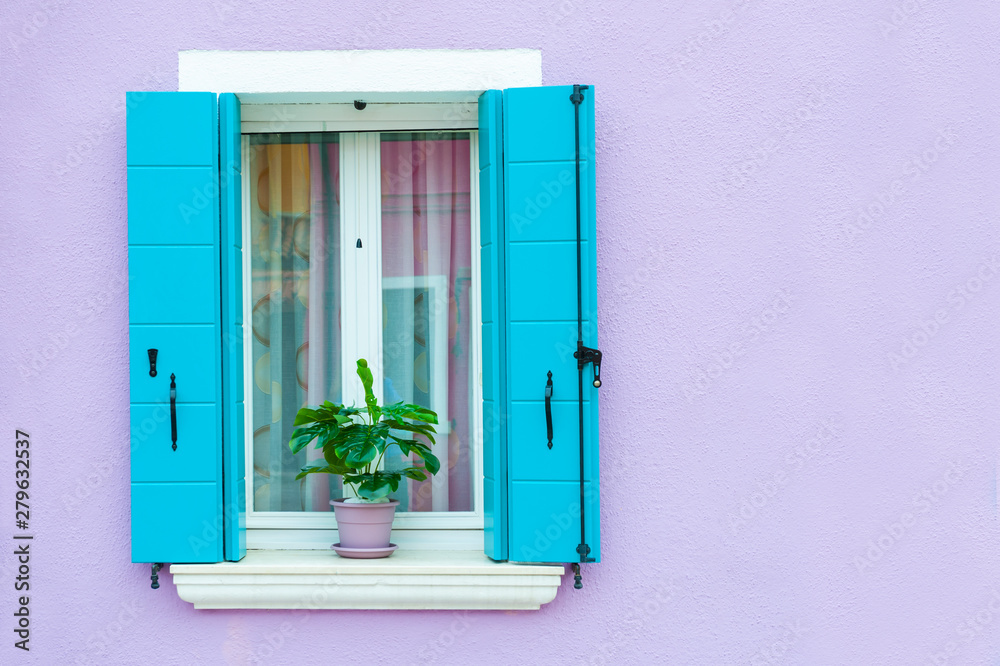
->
[574, 344, 603, 388]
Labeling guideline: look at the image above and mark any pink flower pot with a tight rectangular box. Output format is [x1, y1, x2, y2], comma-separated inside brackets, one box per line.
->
[330, 499, 399, 558]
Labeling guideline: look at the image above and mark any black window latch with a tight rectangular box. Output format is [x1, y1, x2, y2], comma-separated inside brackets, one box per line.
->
[574, 345, 603, 388]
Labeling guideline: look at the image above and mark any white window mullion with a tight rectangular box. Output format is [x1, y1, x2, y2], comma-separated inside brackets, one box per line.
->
[367, 133, 384, 410]
[340, 133, 384, 410]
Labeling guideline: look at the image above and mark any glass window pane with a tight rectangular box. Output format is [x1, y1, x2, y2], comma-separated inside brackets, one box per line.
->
[380, 132, 474, 512]
[249, 133, 342, 512]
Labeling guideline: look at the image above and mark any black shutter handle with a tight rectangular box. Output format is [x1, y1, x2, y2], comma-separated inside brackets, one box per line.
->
[169, 373, 177, 451]
[545, 371, 554, 449]
[147, 348, 158, 377]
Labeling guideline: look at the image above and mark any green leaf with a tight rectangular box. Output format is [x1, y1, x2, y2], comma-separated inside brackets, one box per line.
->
[289, 426, 320, 454]
[384, 419, 437, 445]
[322, 445, 352, 473]
[358, 475, 392, 500]
[293, 463, 343, 481]
[422, 452, 441, 476]
[408, 441, 433, 459]
[356, 359, 381, 423]
[402, 467, 428, 481]
[343, 473, 369, 486]
[333, 441, 355, 459]
[332, 425, 370, 455]
[391, 437, 413, 457]
[293, 408, 321, 426]
[346, 443, 377, 467]
[399, 403, 439, 425]
[381, 402, 439, 427]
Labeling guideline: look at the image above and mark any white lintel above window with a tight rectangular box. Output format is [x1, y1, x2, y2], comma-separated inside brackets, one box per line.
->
[178, 48, 542, 100]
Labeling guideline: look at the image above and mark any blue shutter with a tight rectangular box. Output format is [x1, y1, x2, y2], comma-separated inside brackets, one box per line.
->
[479, 86, 600, 564]
[478, 90, 509, 560]
[127, 92, 224, 564]
[219, 93, 246, 561]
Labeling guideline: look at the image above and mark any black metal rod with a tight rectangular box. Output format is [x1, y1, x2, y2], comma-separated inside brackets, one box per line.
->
[571, 84, 590, 567]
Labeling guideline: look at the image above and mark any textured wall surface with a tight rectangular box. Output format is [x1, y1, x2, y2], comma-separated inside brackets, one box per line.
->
[2, 0, 999, 664]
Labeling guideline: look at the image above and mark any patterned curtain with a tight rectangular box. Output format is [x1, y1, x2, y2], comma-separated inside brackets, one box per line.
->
[249, 135, 342, 512]
[380, 133, 473, 512]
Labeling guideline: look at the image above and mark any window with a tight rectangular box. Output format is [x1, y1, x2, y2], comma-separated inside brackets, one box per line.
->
[127, 50, 600, 608]
[240, 105, 483, 548]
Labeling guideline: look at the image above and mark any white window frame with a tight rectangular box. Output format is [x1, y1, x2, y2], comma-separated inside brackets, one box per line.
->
[240, 102, 478, 132]
[170, 50, 565, 612]
[241, 105, 484, 549]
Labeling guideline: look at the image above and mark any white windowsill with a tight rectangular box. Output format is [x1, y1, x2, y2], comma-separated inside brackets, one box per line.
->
[170, 549, 565, 610]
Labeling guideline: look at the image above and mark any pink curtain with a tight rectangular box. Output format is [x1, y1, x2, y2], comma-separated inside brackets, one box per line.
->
[380, 134, 473, 512]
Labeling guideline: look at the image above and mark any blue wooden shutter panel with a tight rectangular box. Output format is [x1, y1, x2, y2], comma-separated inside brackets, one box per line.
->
[480, 86, 601, 566]
[219, 93, 246, 562]
[479, 90, 509, 561]
[128, 92, 224, 564]
[128, 92, 246, 566]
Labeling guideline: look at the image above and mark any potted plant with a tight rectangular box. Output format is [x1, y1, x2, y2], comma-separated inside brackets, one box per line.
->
[288, 358, 441, 558]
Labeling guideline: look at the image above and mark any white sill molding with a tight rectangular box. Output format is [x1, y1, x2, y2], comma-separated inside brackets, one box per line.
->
[171, 550, 564, 610]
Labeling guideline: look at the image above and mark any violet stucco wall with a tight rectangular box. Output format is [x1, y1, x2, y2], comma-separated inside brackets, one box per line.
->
[2, 0, 999, 664]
